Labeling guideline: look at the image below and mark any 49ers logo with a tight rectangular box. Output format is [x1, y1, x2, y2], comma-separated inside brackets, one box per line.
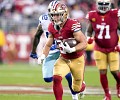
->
[60, 4, 66, 10]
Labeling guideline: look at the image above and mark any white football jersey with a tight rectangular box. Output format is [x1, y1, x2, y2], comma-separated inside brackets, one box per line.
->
[39, 14, 59, 54]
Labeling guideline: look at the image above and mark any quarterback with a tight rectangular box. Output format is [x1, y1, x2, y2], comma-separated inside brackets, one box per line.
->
[39, 1, 87, 100]
[86, 0, 120, 100]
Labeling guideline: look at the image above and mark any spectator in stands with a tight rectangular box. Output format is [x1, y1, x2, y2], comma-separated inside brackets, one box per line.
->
[5, 29, 17, 64]
[0, 29, 6, 64]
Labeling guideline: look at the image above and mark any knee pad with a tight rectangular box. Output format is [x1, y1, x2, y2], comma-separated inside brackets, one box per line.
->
[44, 77, 53, 83]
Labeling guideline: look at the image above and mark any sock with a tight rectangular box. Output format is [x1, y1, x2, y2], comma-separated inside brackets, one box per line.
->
[53, 75, 63, 100]
[80, 81, 86, 92]
[65, 73, 77, 95]
[100, 73, 109, 94]
[111, 72, 120, 85]
[44, 77, 53, 83]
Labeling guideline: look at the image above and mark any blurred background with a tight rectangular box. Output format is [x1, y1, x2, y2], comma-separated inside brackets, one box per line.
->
[0, 1, 120, 100]
[0, 0, 120, 65]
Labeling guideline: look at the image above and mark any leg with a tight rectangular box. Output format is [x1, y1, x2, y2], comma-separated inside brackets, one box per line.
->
[70, 55, 86, 93]
[108, 52, 120, 98]
[53, 75, 63, 100]
[65, 73, 79, 100]
[42, 52, 60, 82]
[100, 69, 111, 99]
[94, 51, 111, 100]
[111, 71, 120, 98]
[53, 57, 70, 100]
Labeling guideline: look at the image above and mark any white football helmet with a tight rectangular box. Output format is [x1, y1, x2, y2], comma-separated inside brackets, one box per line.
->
[48, 0, 69, 25]
[96, 0, 112, 14]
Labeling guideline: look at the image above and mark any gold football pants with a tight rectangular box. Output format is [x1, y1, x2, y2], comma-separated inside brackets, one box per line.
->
[53, 55, 85, 92]
[94, 50, 119, 71]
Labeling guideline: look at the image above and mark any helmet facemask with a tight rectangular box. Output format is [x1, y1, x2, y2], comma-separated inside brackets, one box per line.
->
[97, 0, 111, 14]
[48, 1, 68, 25]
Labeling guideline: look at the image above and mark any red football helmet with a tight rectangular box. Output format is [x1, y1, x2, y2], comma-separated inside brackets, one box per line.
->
[48, 0, 69, 25]
[96, 0, 112, 14]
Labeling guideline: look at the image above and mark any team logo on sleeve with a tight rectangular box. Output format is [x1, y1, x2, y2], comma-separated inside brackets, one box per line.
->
[92, 18, 96, 22]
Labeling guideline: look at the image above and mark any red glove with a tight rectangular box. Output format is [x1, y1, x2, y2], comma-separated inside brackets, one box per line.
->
[87, 37, 94, 44]
[114, 45, 120, 52]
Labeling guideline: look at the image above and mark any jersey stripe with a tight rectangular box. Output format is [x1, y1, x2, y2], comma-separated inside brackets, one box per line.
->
[72, 22, 81, 32]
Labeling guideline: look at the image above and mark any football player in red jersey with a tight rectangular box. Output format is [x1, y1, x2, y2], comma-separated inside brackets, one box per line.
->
[86, 0, 120, 100]
[38, 1, 87, 100]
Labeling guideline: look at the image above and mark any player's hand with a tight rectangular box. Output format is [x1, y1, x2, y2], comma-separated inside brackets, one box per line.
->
[38, 54, 46, 64]
[63, 42, 76, 53]
[30, 52, 38, 59]
[114, 45, 120, 52]
[87, 37, 94, 44]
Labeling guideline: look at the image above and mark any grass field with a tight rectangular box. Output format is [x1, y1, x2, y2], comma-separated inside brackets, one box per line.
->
[0, 62, 119, 100]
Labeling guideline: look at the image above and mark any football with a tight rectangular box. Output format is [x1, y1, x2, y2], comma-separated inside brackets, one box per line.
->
[63, 38, 79, 48]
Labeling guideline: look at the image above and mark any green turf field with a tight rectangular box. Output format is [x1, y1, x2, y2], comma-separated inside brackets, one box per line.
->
[0, 94, 119, 100]
[0, 62, 118, 100]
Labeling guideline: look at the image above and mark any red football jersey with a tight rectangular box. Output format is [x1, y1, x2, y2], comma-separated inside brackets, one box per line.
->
[86, 9, 119, 53]
[48, 19, 84, 59]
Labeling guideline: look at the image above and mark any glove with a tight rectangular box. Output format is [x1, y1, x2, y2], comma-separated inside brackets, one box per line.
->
[30, 52, 38, 59]
[63, 42, 76, 53]
[87, 37, 94, 44]
[38, 54, 46, 64]
[114, 45, 120, 52]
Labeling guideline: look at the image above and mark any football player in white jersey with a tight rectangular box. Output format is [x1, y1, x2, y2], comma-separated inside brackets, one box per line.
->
[30, 13, 80, 100]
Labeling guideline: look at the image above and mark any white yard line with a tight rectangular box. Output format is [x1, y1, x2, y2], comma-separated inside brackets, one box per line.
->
[0, 86, 117, 95]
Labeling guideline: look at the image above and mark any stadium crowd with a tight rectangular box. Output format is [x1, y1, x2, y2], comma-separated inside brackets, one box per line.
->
[0, 0, 120, 64]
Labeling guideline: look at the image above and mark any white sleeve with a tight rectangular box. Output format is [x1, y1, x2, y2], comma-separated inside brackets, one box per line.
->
[38, 15, 42, 25]
[118, 9, 120, 17]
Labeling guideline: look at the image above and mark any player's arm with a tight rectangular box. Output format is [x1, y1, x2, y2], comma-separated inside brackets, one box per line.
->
[32, 24, 43, 53]
[118, 9, 120, 30]
[73, 30, 87, 51]
[114, 10, 120, 52]
[86, 20, 93, 37]
[118, 16, 120, 30]
[30, 24, 43, 59]
[42, 34, 54, 57]
[85, 20, 94, 44]
[38, 33, 54, 64]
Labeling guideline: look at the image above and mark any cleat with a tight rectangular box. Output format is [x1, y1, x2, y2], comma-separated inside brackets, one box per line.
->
[79, 92, 85, 99]
[117, 84, 120, 98]
[103, 92, 111, 100]
[72, 94, 78, 100]
[79, 81, 86, 99]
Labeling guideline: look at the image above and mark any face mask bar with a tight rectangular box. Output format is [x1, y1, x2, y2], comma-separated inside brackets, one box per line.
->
[48, 12, 64, 25]
[97, 2, 111, 13]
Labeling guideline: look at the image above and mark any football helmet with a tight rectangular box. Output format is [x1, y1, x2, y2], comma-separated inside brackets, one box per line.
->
[96, 0, 112, 14]
[48, 0, 69, 25]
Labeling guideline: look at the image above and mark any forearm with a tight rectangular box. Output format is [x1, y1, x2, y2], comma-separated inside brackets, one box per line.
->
[42, 45, 51, 57]
[76, 40, 87, 51]
[85, 21, 93, 37]
[31, 25, 43, 53]
[32, 36, 40, 53]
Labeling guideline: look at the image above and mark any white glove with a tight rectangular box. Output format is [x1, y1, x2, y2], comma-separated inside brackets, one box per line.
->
[63, 42, 76, 53]
[38, 54, 46, 64]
